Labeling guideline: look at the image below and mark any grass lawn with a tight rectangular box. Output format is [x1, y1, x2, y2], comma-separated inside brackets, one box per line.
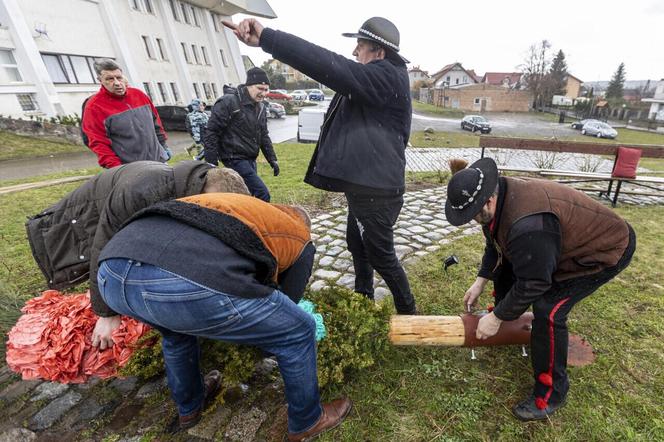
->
[0, 130, 86, 162]
[409, 131, 480, 148]
[319, 204, 664, 441]
[412, 100, 465, 119]
[1, 141, 663, 440]
[558, 127, 664, 146]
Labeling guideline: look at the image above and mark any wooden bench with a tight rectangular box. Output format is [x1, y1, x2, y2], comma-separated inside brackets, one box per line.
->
[480, 136, 664, 206]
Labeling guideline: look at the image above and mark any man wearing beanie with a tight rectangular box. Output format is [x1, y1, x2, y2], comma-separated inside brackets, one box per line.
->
[203, 67, 279, 201]
[224, 17, 418, 318]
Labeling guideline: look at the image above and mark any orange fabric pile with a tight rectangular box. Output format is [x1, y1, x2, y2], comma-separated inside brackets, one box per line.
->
[6, 290, 152, 383]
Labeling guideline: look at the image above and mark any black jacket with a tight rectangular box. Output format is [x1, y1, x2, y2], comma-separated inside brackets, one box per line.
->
[202, 85, 277, 166]
[25, 160, 213, 317]
[260, 28, 411, 194]
[477, 178, 562, 321]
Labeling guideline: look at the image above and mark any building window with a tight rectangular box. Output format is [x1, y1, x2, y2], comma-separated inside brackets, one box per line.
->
[219, 49, 228, 67]
[143, 82, 154, 101]
[0, 49, 22, 82]
[156, 38, 168, 60]
[191, 45, 200, 64]
[70, 56, 94, 83]
[41, 54, 70, 83]
[180, 3, 190, 24]
[169, 0, 180, 21]
[455, 78, 459, 85]
[211, 82, 218, 98]
[170, 82, 180, 103]
[191, 6, 200, 26]
[129, 0, 140, 10]
[474, 98, 481, 105]
[181, 43, 190, 63]
[192, 82, 200, 98]
[202, 82, 212, 100]
[17, 94, 39, 111]
[201, 46, 210, 65]
[143, 0, 154, 14]
[446, 76, 450, 82]
[142, 36, 155, 59]
[211, 13, 220, 32]
[157, 82, 168, 103]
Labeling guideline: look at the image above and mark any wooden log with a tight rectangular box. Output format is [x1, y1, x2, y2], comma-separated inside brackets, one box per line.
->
[389, 312, 534, 347]
[389, 315, 465, 346]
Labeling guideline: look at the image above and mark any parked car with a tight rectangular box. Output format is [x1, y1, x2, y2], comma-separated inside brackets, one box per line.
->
[307, 89, 325, 101]
[291, 89, 308, 101]
[460, 115, 492, 134]
[266, 90, 292, 101]
[155, 105, 189, 131]
[571, 118, 599, 130]
[581, 121, 618, 139]
[266, 101, 285, 119]
[297, 108, 327, 142]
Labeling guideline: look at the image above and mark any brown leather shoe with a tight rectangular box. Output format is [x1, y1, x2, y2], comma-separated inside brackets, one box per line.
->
[287, 397, 352, 441]
[178, 370, 222, 430]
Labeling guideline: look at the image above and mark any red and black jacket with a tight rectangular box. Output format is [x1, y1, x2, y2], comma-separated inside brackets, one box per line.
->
[82, 86, 168, 168]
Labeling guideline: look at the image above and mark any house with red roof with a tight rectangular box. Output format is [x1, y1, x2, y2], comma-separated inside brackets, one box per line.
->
[482, 72, 524, 89]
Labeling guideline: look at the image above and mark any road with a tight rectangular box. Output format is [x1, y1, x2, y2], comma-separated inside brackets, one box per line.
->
[0, 115, 299, 181]
[1, 100, 579, 181]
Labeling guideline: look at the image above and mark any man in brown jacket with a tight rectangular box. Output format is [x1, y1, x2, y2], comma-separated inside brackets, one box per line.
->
[97, 193, 351, 439]
[445, 157, 635, 421]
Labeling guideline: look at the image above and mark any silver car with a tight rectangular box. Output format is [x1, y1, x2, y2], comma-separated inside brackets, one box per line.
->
[291, 89, 308, 101]
[581, 121, 617, 139]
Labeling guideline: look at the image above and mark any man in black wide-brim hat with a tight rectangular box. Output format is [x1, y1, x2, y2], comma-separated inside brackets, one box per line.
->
[446, 157, 636, 421]
[221, 14, 421, 441]
[223, 17, 418, 325]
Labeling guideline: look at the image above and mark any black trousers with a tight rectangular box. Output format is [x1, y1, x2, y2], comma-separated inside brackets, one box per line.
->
[494, 224, 636, 406]
[278, 242, 315, 304]
[345, 193, 416, 314]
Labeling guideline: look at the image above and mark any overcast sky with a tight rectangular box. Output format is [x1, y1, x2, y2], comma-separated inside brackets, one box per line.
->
[235, 0, 664, 83]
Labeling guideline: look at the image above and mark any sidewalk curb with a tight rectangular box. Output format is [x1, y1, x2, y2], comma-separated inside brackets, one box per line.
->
[0, 175, 93, 195]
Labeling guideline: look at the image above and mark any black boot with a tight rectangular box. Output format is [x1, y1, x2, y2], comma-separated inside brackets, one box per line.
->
[512, 395, 566, 421]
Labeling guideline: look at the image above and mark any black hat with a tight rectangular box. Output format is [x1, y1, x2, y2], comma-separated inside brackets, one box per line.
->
[342, 17, 409, 63]
[445, 157, 499, 226]
[245, 67, 270, 86]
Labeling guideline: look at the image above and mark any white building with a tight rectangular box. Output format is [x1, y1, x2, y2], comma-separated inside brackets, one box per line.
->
[0, 0, 275, 119]
[642, 79, 664, 121]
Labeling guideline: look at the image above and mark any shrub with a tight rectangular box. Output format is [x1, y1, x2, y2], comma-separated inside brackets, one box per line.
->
[120, 286, 390, 389]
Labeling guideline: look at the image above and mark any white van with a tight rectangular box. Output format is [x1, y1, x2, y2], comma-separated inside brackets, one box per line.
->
[297, 108, 327, 142]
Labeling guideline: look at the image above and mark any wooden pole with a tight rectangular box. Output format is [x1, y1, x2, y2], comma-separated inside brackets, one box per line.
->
[389, 315, 465, 346]
[389, 312, 534, 347]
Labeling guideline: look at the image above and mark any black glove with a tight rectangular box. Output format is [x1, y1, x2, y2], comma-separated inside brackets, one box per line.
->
[270, 161, 280, 176]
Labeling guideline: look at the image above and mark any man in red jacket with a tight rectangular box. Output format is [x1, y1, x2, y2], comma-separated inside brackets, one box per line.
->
[82, 59, 170, 168]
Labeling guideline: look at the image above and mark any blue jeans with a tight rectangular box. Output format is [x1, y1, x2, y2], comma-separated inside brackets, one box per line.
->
[98, 258, 322, 433]
[223, 159, 270, 202]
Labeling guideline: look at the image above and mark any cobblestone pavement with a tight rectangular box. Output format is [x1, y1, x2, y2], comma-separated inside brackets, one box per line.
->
[1, 149, 661, 441]
[307, 187, 481, 302]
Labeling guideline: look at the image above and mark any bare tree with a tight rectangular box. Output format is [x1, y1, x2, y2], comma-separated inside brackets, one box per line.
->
[519, 40, 552, 109]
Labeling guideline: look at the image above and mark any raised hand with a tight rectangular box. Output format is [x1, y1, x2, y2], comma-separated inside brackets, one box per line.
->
[222, 19, 264, 47]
